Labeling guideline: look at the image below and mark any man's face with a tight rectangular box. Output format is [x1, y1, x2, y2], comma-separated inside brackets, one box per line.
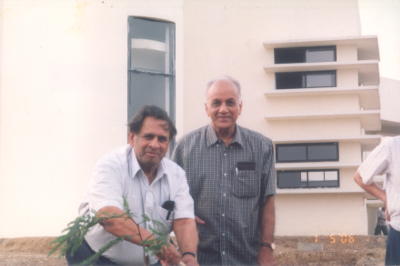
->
[205, 79, 242, 132]
[129, 116, 170, 170]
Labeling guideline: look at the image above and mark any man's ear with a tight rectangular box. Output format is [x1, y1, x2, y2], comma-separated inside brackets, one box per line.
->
[128, 132, 135, 147]
[205, 102, 209, 117]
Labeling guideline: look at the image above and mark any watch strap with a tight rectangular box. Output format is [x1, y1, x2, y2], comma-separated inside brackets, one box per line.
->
[261, 242, 275, 250]
[181, 252, 196, 258]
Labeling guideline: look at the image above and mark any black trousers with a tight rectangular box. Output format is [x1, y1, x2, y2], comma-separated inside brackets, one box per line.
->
[66, 238, 119, 266]
[65, 238, 162, 266]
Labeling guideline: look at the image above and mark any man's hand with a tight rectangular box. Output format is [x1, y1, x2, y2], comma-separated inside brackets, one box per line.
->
[194, 216, 205, 225]
[181, 253, 199, 266]
[257, 246, 277, 266]
[158, 245, 181, 266]
[173, 218, 198, 266]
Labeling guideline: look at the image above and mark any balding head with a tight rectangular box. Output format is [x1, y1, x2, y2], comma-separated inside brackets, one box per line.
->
[205, 76, 242, 103]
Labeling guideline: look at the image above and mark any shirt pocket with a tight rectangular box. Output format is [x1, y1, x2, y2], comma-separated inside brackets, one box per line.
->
[233, 170, 259, 198]
[152, 204, 174, 235]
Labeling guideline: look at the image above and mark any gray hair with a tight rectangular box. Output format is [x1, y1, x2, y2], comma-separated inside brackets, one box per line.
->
[205, 75, 242, 102]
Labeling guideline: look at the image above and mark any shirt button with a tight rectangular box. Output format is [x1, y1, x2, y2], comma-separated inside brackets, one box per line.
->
[222, 233, 225, 236]
[224, 173, 227, 176]
[222, 252, 225, 255]
[217, 144, 219, 147]
[223, 193, 226, 196]
[224, 153, 227, 156]
[222, 213, 225, 217]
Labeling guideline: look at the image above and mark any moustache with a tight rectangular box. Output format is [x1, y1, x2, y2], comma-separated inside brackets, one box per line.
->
[144, 148, 161, 155]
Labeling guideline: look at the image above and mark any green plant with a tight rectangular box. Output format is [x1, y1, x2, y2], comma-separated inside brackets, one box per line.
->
[48, 197, 169, 266]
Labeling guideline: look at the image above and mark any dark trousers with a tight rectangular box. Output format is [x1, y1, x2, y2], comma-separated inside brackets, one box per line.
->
[66, 238, 119, 266]
[385, 225, 400, 266]
[375, 225, 389, 235]
[66, 237, 161, 266]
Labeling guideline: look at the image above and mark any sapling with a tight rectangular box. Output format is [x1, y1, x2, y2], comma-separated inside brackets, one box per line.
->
[48, 197, 174, 266]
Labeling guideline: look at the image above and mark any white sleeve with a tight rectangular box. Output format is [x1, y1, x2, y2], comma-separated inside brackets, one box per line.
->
[172, 169, 195, 220]
[358, 139, 390, 185]
[88, 155, 125, 211]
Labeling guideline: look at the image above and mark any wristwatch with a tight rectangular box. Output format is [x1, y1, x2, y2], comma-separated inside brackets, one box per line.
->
[261, 242, 275, 250]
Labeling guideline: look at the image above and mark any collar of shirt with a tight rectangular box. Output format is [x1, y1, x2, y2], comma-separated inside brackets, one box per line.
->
[206, 123, 244, 148]
[128, 146, 167, 185]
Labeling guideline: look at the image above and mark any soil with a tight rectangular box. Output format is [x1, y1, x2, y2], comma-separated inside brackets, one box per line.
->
[0, 235, 386, 265]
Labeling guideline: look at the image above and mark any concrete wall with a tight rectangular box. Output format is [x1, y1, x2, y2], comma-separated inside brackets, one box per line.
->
[339, 142, 362, 164]
[266, 119, 363, 140]
[0, 0, 363, 237]
[380, 78, 400, 124]
[340, 169, 362, 190]
[266, 95, 361, 115]
[0, 0, 185, 237]
[182, 0, 361, 134]
[275, 193, 366, 235]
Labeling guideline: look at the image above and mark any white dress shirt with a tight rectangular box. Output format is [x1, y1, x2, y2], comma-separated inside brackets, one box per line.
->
[358, 136, 400, 231]
[79, 145, 194, 265]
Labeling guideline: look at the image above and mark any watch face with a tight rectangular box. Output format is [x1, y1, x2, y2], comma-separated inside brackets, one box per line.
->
[262, 243, 275, 250]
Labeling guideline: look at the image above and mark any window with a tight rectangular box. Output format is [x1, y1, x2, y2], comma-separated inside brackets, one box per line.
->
[277, 170, 339, 189]
[276, 143, 338, 163]
[274, 46, 336, 64]
[128, 17, 175, 127]
[276, 70, 336, 89]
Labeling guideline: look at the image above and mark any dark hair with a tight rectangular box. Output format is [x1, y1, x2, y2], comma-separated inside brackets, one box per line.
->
[128, 105, 177, 141]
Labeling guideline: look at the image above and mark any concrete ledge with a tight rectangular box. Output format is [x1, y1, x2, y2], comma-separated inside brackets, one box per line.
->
[298, 242, 324, 252]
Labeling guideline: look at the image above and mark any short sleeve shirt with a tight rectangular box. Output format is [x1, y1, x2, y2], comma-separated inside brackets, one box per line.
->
[81, 145, 194, 265]
[172, 124, 276, 266]
[358, 136, 400, 231]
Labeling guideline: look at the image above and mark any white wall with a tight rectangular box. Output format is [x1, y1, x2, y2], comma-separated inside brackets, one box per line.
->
[0, 0, 368, 238]
[358, 0, 400, 130]
[266, 95, 360, 116]
[275, 193, 366, 236]
[265, 119, 363, 140]
[0, 0, 184, 237]
[182, 0, 361, 134]
[379, 78, 400, 124]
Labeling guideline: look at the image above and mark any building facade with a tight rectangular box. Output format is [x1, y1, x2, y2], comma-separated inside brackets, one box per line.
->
[0, 0, 399, 238]
[263, 36, 382, 235]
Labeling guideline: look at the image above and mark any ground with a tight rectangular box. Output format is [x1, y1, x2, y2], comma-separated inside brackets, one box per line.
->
[0, 235, 386, 266]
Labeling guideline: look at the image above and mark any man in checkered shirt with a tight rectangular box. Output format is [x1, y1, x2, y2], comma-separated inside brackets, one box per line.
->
[172, 76, 277, 266]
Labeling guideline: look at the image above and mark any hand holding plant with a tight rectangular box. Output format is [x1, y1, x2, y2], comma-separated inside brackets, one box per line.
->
[48, 197, 185, 266]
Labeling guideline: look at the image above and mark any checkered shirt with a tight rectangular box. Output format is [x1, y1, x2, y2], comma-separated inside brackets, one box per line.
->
[172, 124, 276, 266]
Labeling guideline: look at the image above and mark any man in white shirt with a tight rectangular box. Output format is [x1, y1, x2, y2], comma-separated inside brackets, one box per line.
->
[67, 105, 198, 266]
[354, 136, 400, 265]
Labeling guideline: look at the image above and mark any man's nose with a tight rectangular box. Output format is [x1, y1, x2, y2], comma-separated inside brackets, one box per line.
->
[219, 103, 228, 112]
[149, 138, 160, 149]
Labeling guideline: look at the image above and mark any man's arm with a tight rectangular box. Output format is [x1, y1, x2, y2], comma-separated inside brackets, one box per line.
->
[258, 196, 277, 266]
[354, 171, 389, 221]
[98, 206, 153, 243]
[98, 206, 181, 265]
[354, 171, 387, 203]
[173, 218, 199, 266]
